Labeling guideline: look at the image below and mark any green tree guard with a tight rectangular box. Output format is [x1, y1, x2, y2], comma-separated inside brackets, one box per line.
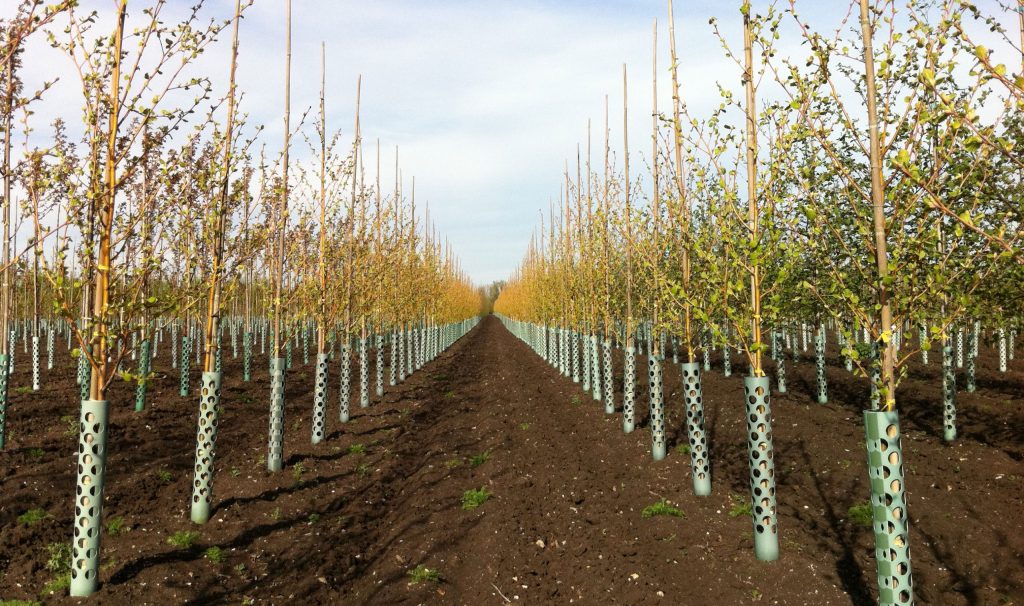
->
[722, 341, 732, 377]
[702, 330, 711, 372]
[375, 333, 385, 398]
[179, 336, 192, 397]
[79, 352, 90, 403]
[397, 329, 406, 382]
[285, 337, 293, 371]
[69, 399, 109, 596]
[602, 338, 614, 414]
[214, 342, 222, 373]
[312, 353, 328, 443]
[863, 409, 915, 605]
[0, 354, 8, 449]
[406, 328, 414, 377]
[955, 328, 963, 369]
[339, 343, 351, 422]
[648, 356, 665, 459]
[267, 358, 286, 472]
[815, 329, 828, 404]
[942, 345, 956, 442]
[390, 330, 398, 386]
[32, 335, 40, 391]
[919, 324, 928, 365]
[681, 362, 711, 495]
[170, 324, 178, 369]
[590, 335, 601, 401]
[623, 345, 636, 433]
[302, 325, 310, 365]
[135, 339, 151, 412]
[571, 331, 580, 383]
[561, 329, 569, 376]
[359, 337, 369, 408]
[774, 332, 787, 394]
[744, 375, 779, 561]
[47, 326, 54, 370]
[582, 329, 591, 392]
[243, 331, 252, 382]
[7, 329, 14, 373]
[998, 327, 1007, 372]
[191, 371, 222, 524]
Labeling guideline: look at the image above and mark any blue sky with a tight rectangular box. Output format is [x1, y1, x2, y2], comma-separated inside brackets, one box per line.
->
[16, 0, 1016, 284]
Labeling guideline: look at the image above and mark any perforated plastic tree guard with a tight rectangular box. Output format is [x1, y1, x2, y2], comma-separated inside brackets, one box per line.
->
[191, 371, 222, 523]
[312, 353, 328, 444]
[340, 344, 351, 422]
[648, 356, 665, 459]
[135, 339, 151, 411]
[815, 330, 828, 404]
[603, 339, 614, 414]
[70, 399, 109, 596]
[623, 345, 636, 433]
[359, 337, 369, 408]
[0, 354, 7, 449]
[681, 362, 711, 495]
[268, 358, 285, 472]
[863, 409, 915, 606]
[744, 376, 778, 561]
[942, 345, 956, 442]
[179, 336, 192, 397]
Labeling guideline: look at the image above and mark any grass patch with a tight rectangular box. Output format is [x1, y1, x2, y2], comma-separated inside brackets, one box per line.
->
[17, 508, 49, 526]
[41, 542, 72, 595]
[14, 386, 32, 395]
[166, 530, 200, 548]
[60, 415, 77, 438]
[40, 574, 70, 596]
[356, 463, 370, 476]
[307, 513, 320, 525]
[571, 394, 581, 405]
[1, 600, 42, 606]
[444, 457, 462, 469]
[461, 487, 492, 510]
[105, 515, 127, 536]
[204, 546, 225, 564]
[641, 499, 684, 519]
[407, 564, 442, 584]
[847, 501, 874, 528]
[156, 469, 173, 484]
[270, 506, 282, 521]
[468, 451, 490, 468]
[348, 443, 365, 455]
[292, 462, 306, 484]
[518, 422, 530, 430]
[728, 494, 753, 518]
[675, 444, 691, 455]
[26, 447, 45, 458]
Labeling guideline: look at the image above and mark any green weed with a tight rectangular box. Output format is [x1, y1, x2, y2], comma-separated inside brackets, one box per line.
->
[848, 502, 874, 528]
[641, 499, 684, 519]
[461, 487, 492, 510]
[166, 530, 200, 548]
[407, 564, 442, 584]
[17, 508, 49, 526]
[728, 494, 753, 518]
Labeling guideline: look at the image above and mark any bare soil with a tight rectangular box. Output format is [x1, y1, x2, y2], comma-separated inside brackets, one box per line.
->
[0, 316, 1022, 605]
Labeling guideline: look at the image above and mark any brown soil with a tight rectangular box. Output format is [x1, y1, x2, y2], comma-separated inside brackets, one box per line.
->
[0, 316, 1022, 605]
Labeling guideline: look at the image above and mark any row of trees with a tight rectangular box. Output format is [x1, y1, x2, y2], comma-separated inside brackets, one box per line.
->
[0, 0, 481, 597]
[495, 1, 1022, 604]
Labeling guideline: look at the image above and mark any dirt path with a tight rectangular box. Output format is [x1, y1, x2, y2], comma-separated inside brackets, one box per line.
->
[1, 315, 1022, 605]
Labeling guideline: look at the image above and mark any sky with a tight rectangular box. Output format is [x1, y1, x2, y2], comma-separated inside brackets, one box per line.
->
[13, 0, 1018, 285]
